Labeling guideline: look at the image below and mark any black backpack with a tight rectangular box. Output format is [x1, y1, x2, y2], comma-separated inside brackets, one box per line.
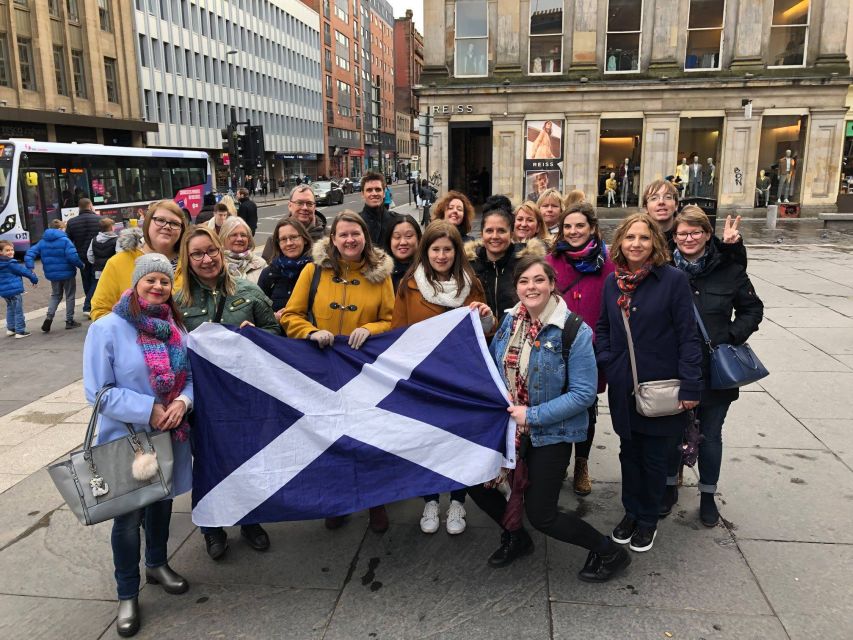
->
[560, 312, 584, 394]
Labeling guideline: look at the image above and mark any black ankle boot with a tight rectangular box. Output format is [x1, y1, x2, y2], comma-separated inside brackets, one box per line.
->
[578, 545, 631, 583]
[660, 485, 678, 517]
[700, 492, 719, 527]
[487, 528, 534, 568]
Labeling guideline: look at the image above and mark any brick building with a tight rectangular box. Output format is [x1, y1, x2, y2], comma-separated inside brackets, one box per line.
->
[394, 9, 424, 177]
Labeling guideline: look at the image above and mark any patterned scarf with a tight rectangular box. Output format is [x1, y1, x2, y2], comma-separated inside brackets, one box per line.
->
[224, 249, 265, 278]
[673, 244, 712, 277]
[554, 238, 606, 274]
[272, 254, 311, 280]
[614, 263, 652, 316]
[113, 289, 190, 442]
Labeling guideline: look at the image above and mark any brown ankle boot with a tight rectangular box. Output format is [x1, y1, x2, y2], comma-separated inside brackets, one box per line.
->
[573, 457, 592, 496]
[368, 506, 389, 533]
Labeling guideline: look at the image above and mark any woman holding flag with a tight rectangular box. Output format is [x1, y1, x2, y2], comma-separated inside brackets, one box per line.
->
[392, 221, 494, 535]
[280, 211, 395, 532]
[467, 255, 631, 583]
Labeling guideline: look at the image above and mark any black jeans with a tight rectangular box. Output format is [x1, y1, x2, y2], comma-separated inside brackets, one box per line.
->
[468, 442, 605, 552]
[423, 488, 466, 503]
[572, 404, 597, 460]
[80, 264, 96, 312]
[619, 431, 680, 529]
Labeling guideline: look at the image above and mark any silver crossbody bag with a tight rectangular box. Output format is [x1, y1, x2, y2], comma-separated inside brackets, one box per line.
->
[621, 311, 683, 418]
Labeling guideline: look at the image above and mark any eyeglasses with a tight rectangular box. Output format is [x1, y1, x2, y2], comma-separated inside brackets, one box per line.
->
[151, 216, 183, 231]
[290, 200, 316, 208]
[188, 247, 221, 262]
[279, 235, 303, 244]
[674, 230, 707, 240]
[647, 194, 676, 203]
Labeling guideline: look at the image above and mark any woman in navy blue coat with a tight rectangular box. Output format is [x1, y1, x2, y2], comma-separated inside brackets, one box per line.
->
[595, 213, 702, 553]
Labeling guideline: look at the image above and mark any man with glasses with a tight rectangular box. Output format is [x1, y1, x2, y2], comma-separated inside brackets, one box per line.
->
[261, 185, 327, 262]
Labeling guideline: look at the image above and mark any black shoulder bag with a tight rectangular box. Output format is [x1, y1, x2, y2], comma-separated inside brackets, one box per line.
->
[306, 265, 322, 326]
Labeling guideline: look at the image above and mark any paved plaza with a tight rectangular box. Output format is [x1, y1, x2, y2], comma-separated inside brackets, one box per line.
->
[1, 234, 852, 639]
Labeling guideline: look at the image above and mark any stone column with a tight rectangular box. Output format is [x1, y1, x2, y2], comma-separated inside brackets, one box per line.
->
[492, 115, 525, 202]
[494, 0, 521, 72]
[717, 108, 763, 209]
[801, 109, 848, 207]
[640, 112, 680, 190]
[648, 0, 679, 71]
[571, 0, 597, 69]
[429, 116, 450, 198]
[730, 1, 765, 69]
[814, 0, 851, 68]
[563, 115, 600, 198]
[422, 1, 447, 72]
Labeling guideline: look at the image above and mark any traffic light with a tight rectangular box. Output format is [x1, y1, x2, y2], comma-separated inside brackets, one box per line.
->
[244, 125, 265, 169]
[221, 125, 233, 155]
[235, 133, 246, 161]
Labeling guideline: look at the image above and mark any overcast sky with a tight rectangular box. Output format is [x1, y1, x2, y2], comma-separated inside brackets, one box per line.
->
[387, 1, 423, 32]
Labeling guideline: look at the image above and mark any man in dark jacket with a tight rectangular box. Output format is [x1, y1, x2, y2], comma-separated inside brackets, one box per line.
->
[359, 171, 397, 247]
[64, 198, 100, 315]
[237, 188, 258, 235]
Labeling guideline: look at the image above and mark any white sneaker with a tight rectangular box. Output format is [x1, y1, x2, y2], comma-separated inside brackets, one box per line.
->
[445, 500, 467, 535]
[5, 329, 15, 336]
[420, 500, 440, 534]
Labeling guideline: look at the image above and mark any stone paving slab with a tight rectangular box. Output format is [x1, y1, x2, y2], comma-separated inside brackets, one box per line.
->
[791, 327, 853, 355]
[0, 468, 66, 550]
[760, 372, 853, 420]
[739, 540, 853, 640]
[0, 593, 117, 640]
[749, 334, 849, 372]
[763, 306, 853, 328]
[720, 448, 853, 543]
[798, 419, 853, 469]
[724, 392, 826, 450]
[550, 603, 788, 640]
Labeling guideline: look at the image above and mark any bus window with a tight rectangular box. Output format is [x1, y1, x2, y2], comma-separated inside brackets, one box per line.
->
[90, 166, 119, 205]
[141, 165, 164, 200]
[171, 168, 190, 192]
[159, 168, 173, 199]
[120, 167, 143, 202]
[59, 169, 88, 207]
[188, 166, 206, 187]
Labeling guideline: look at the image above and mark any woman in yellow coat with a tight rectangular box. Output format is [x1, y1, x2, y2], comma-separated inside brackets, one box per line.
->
[280, 210, 394, 532]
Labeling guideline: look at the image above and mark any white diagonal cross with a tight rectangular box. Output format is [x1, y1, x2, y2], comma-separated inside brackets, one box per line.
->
[188, 308, 513, 526]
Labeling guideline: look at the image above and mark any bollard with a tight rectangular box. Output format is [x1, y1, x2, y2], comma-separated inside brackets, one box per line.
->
[766, 204, 777, 230]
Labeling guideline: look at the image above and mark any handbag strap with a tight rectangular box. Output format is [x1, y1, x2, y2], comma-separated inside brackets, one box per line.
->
[212, 291, 227, 324]
[306, 264, 322, 326]
[620, 310, 641, 395]
[691, 304, 714, 348]
[83, 384, 145, 452]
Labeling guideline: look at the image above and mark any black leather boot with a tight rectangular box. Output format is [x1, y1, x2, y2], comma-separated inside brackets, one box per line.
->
[487, 528, 534, 568]
[145, 563, 189, 594]
[116, 597, 140, 637]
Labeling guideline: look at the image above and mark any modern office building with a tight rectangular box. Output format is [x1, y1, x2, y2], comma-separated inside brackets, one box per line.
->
[134, 0, 323, 187]
[0, 0, 153, 145]
[394, 9, 424, 177]
[419, 0, 851, 213]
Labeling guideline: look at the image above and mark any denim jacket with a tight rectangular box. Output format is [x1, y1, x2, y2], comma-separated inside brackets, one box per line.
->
[490, 297, 598, 446]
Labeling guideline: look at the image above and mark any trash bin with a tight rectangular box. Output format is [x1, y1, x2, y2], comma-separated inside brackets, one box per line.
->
[679, 197, 717, 233]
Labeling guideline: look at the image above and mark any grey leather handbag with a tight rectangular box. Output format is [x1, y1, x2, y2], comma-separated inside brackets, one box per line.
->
[48, 385, 174, 526]
[621, 311, 683, 418]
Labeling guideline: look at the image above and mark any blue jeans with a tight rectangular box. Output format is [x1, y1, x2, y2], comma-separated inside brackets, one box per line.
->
[111, 499, 172, 600]
[80, 264, 96, 312]
[666, 403, 731, 494]
[4, 294, 25, 333]
[619, 432, 680, 529]
[47, 278, 76, 322]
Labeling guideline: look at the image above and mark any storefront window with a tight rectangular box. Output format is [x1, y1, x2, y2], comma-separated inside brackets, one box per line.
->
[685, 0, 724, 70]
[677, 117, 722, 199]
[838, 122, 853, 198]
[757, 115, 807, 204]
[455, 0, 488, 77]
[769, 0, 809, 67]
[529, 0, 563, 75]
[598, 119, 642, 207]
[605, 0, 642, 73]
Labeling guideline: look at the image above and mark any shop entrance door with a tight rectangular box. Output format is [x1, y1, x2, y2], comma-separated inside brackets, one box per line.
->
[448, 123, 492, 205]
[19, 168, 61, 244]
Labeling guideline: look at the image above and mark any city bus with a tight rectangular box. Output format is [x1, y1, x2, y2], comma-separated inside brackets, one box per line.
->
[0, 139, 211, 251]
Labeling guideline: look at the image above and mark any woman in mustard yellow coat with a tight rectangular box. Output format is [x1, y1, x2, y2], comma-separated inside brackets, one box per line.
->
[280, 210, 394, 533]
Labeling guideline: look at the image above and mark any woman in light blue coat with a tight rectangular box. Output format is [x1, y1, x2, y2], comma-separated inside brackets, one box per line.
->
[467, 256, 631, 583]
[83, 253, 193, 638]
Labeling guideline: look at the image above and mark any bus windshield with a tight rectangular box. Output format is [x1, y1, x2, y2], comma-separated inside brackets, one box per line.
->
[0, 143, 14, 211]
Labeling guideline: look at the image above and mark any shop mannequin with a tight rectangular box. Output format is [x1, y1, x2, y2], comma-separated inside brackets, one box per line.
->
[676, 157, 689, 185]
[618, 158, 631, 207]
[705, 157, 716, 196]
[756, 169, 771, 207]
[462, 43, 485, 76]
[688, 155, 703, 197]
[778, 149, 796, 203]
[605, 172, 617, 207]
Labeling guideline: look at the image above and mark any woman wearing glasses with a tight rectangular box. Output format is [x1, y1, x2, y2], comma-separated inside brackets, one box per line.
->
[258, 218, 314, 318]
[176, 226, 280, 561]
[90, 200, 188, 320]
[666, 206, 763, 527]
[280, 211, 394, 533]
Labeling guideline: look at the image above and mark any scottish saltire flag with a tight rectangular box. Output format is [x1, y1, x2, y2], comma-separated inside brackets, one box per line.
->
[187, 308, 515, 527]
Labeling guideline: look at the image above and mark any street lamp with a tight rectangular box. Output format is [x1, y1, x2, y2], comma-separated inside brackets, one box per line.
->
[224, 50, 239, 193]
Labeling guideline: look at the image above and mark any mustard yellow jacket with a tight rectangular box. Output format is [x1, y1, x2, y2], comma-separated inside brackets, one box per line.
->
[280, 237, 394, 338]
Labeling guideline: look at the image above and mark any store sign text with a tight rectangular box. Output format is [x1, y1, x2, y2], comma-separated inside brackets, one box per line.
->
[430, 105, 474, 114]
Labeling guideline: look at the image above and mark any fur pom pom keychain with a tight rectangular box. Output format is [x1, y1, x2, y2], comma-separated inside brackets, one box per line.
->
[132, 448, 159, 481]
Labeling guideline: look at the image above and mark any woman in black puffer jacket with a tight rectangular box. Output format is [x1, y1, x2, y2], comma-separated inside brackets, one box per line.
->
[666, 205, 763, 527]
[257, 218, 313, 317]
[465, 208, 546, 326]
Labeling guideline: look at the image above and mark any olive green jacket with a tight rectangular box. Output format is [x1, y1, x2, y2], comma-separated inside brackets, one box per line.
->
[179, 274, 281, 335]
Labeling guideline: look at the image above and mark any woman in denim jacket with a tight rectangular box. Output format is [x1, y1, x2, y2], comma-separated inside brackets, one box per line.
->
[467, 256, 631, 583]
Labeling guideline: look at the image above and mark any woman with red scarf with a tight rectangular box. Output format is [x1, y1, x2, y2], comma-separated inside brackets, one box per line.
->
[595, 213, 702, 554]
[546, 200, 614, 496]
[83, 253, 193, 637]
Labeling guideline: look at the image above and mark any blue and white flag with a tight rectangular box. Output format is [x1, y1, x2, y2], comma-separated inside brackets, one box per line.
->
[187, 308, 515, 527]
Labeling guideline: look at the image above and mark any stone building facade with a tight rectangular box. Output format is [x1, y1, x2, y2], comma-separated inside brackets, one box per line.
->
[418, 0, 851, 212]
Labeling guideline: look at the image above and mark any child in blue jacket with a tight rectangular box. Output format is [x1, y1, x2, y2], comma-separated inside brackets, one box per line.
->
[0, 240, 39, 337]
[25, 220, 84, 332]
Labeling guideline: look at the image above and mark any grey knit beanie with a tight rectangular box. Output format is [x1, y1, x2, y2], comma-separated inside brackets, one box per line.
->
[131, 253, 175, 289]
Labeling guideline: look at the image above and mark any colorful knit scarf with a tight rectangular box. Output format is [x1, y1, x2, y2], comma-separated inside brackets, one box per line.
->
[113, 289, 191, 442]
[272, 254, 311, 280]
[554, 238, 606, 274]
[614, 263, 652, 316]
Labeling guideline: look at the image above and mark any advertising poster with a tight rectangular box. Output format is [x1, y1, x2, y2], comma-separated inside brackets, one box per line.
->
[524, 120, 563, 201]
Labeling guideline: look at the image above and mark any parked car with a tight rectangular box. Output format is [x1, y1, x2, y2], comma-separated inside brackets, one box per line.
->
[311, 181, 344, 205]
